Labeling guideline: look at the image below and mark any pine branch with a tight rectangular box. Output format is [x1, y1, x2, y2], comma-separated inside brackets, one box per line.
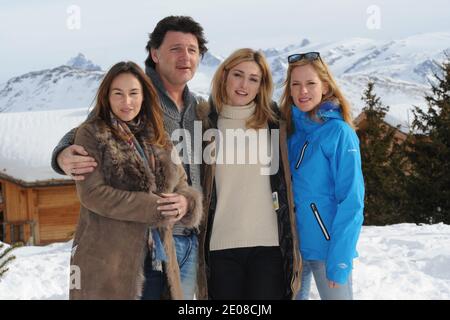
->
[0, 245, 17, 260]
[0, 242, 22, 280]
[0, 255, 15, 272]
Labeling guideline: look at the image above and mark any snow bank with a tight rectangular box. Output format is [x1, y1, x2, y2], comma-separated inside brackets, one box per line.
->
[1, 223, 449, 300]
[0, 240, 72, 299]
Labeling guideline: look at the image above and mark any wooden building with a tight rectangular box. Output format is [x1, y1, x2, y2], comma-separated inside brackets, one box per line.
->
[0, 173, 79, 245]
[0, 109, 410, 247]
[354, 111, 409, 143]
[0, 108, 87, 246]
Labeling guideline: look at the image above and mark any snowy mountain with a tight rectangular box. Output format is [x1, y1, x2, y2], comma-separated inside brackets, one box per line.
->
[1, 32, 449, 129]
[197, 33, 449, 130]
[66, 53, 102, 71]
[0, 53, 104, 113]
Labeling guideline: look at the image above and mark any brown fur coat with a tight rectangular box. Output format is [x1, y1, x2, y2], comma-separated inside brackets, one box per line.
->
[69, 118, 202, 300]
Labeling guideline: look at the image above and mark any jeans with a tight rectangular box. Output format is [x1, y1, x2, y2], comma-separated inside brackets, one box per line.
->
[141, 251, 164, 300]
[296, 260, 353, 300]
[173, 233, 198, 299]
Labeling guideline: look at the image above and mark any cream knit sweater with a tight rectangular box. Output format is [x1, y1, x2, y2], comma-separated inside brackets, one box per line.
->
[209, 102, 279, 251]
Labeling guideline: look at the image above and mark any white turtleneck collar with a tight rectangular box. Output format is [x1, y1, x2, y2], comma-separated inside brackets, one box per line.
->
[220, 102, 256, 120]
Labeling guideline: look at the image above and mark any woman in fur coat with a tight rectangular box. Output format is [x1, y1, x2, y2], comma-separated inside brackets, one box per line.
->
[69, 61, 202, 300]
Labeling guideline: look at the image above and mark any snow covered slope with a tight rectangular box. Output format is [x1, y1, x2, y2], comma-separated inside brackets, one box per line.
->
[1, 32, 449, 127]
[200, 32, 450, 129]
[1, 223, 449, 300]
[0, 54, 103, 113]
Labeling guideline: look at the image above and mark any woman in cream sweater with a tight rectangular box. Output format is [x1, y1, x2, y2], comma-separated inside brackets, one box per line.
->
[196, 48, 301, 299]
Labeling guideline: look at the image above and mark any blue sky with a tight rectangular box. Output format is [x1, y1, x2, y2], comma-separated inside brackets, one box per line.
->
[1, 0, 450, 83]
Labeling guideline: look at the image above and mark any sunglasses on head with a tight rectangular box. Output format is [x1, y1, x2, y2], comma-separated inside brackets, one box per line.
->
[287, 52, 321, 64]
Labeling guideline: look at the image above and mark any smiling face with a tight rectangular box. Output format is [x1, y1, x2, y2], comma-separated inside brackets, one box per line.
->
[151, 31, 200, 87]
[109, 72, 143, 122]
[290, 64, 329, 112]
[225, 61, 262, 106]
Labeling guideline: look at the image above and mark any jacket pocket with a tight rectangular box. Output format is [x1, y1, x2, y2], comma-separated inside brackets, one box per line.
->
[310, 203, 330, 241]
[295, 141, 309, 169]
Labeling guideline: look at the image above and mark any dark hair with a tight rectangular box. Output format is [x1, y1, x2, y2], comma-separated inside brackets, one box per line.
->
[144, 16, 208, 69]
[92, 61, 168, 148]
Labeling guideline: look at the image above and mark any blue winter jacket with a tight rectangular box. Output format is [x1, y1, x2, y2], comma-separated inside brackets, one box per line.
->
[287, 102, 364, 284]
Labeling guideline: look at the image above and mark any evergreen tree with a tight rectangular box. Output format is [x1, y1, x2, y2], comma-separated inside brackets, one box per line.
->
[0, 242, 21, 280]
[404, 55, 450, 224]
[357, 82, 407, 225]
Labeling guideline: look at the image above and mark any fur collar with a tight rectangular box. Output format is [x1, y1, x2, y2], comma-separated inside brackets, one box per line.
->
[90, 118, 180, 193]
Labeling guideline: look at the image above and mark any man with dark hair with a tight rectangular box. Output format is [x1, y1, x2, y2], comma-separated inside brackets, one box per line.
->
[51, 15, 207, 299]
[145, 15, 207, 69]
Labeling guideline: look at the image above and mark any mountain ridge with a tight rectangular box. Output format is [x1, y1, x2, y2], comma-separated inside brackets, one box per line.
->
[1, 32, 449, 129]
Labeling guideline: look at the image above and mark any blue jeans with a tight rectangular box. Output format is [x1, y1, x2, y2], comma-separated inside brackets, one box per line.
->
[141, 251, 164, 300]
[296, 260, 353, 300]
[173, 233, 198, 299]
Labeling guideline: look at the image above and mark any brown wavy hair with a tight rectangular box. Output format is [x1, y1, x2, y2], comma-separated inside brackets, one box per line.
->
[92, 61, 168, 148]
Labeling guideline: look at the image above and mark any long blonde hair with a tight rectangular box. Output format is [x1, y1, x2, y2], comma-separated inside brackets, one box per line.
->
[280, 57, 354, 135]
[211, 48, 277, 129]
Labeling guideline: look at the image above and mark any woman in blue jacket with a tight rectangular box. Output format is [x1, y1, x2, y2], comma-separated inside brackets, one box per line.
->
[280, 52, 364, 300]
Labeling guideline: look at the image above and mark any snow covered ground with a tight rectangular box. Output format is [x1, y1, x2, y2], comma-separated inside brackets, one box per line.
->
[0, 223, 449, 300]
